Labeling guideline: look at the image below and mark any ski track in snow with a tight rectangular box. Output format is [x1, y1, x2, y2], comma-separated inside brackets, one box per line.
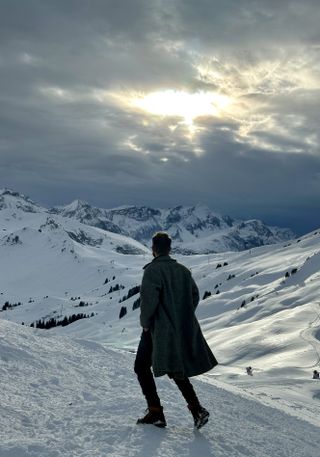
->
[299, 302, 320, 368]
[0, 321, 319, 457]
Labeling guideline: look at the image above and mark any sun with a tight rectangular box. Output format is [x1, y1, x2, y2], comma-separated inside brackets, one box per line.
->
[130, 90, 231, 124]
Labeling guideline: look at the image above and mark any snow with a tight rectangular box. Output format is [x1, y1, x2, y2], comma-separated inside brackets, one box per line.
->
[0, 191, 320, 455]
[0, 320, 319, 457]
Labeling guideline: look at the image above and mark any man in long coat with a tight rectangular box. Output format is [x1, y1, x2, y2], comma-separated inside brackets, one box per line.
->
[134, 232, 218, 428]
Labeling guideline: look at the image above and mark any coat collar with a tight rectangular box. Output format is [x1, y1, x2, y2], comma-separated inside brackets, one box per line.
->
[143, 255, 176, 269]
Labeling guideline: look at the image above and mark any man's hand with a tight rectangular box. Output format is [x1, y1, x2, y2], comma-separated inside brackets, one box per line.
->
[143, 328, 149, 332]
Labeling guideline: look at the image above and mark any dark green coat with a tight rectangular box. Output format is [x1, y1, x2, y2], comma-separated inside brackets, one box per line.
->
[140, 255, 218, 378]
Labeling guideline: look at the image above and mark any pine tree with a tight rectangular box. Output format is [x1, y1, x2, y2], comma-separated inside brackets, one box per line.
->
[119, 306, 127, 319]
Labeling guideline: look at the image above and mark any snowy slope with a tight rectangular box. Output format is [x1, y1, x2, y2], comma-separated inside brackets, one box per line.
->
[0, 319, 319, 457]
[0, 192, 148, 327]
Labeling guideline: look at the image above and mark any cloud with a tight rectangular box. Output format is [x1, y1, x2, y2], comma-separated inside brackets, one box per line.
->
[0, 0, 320, 234]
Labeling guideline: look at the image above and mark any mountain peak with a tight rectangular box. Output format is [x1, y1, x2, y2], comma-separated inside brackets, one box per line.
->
[0, 188, 31, 200]
[51, 199, 96, 217]
[64, 199, 91, 211]
[0, 188, 43, 213]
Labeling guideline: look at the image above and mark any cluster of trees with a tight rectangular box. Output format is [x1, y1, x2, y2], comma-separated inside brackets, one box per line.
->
[119, 285, 140, 303]
[7, 235, 21, 244]
[119, 291, 141, 318]
[104, 276, 116, 285]
[108, 284, 125, 294]
[240, 295, 259, 309]
[202, 262, 239, 300]
[132, 297, 140, 310]
[119, 306, 127, 319]
[30, 312, 94, 329]
[216, 262, 228, 269]
[203, 287, 221, 300]
[285, 268, 298, 278]
[75, 301, 91, 307]
[118, 293, 142, 318]
[202, 291, 211, 300]
[2, 301, 22, 311]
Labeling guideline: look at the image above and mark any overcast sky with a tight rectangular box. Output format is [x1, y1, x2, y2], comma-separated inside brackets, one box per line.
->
[1, 0, 320, 234]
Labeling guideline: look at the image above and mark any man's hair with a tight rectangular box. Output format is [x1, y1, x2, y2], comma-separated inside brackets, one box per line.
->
[152, 232, 172, 255]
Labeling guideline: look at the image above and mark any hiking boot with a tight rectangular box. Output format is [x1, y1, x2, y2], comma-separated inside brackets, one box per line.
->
[188, 404, 210, 429]
[137, 406, 167, 427]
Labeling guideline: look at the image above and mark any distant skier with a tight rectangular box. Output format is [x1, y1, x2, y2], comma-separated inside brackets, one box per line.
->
[313, 370, 319, 379]
[246, 366, 253, 376]
[134, 232, 218, 429]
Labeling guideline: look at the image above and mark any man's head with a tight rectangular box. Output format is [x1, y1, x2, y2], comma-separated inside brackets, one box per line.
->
[152, 232, 172, 257]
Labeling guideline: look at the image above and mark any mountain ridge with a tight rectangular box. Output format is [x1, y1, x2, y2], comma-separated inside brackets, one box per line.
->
[0, 188, 295, 254]
[52, 200, 295, 253]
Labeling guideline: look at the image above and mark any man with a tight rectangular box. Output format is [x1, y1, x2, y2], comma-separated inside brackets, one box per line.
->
[134, 232, 218, 429]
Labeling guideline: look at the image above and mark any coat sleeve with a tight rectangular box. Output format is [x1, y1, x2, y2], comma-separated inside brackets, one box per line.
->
[140, 266, 162, 328]
[191, 276, 200, 310]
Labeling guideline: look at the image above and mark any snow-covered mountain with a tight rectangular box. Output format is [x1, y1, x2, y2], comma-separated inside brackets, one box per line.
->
[50, 198, 123, 234]
[0, 188, 44, 213]
[52, 200, 294, 254]
[0, 188, 294, 254]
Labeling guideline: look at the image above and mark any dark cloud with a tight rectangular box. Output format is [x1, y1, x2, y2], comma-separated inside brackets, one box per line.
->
[171, 0, 320, 48]
[0, 0, 320, 234]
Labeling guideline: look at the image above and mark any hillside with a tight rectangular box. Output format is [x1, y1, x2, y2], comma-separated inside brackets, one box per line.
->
[0, 319, 318, 457]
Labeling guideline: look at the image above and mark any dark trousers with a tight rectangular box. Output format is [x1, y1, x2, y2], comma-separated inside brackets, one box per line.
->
[134, 330, 200, 408]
